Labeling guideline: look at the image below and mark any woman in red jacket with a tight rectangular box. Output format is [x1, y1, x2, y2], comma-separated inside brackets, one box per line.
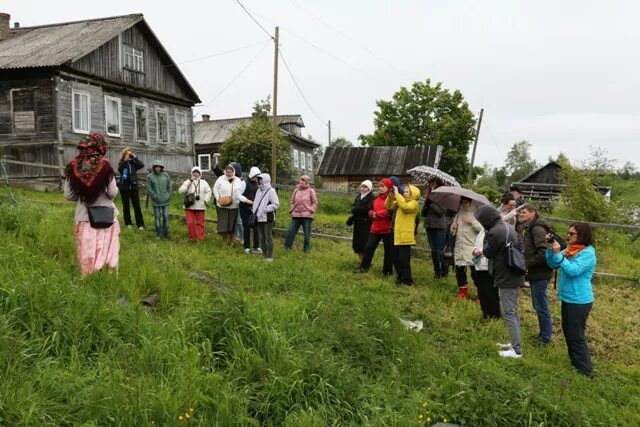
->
[355, 178, 394, 275]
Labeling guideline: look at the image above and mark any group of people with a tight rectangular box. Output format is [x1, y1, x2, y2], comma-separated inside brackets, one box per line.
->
[63, 134, 595, 377]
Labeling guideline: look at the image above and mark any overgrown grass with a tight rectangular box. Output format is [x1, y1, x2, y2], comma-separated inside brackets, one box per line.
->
[0, 186, 639, 426]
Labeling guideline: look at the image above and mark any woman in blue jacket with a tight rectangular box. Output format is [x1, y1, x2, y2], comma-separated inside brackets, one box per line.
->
[546, 222, 596, 377]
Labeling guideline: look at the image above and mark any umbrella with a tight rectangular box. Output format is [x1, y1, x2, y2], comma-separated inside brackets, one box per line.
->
[407, 165, 460, 187]
[427, 186, 492, 212]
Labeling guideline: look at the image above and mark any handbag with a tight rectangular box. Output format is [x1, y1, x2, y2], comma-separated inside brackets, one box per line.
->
[87, 206, 114, 229]
[249, 189, 275, 227]
[504, 223, 526, 275]
[247, 213, 257, 228]
[218, 195, 232, 206]
[184, 192, 196, 208]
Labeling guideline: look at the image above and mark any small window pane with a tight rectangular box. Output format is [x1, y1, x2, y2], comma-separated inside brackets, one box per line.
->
[135, 105, 147, 140]
[293, 149, 299, 167]
[198, 154, 211, 171]
[300, 151, 306, 170]
[307, 154, 312, 172]
[157, 111, 168, 143]
[105, 98, 120, 136]
[176, 113, 187, 144]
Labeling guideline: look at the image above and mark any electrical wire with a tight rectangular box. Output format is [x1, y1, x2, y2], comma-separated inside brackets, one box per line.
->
[279, 49, 326, 125]
[233, 0, 274, 40]
[168, 40, 272, 67]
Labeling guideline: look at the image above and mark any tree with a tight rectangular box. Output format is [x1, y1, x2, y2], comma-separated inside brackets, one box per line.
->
[329, 137, 354, 147]
[358, 79, 477, 180]
[582, 146, 616, 176]
[219, 98, 291, 178]
[503, 141, 538, 184]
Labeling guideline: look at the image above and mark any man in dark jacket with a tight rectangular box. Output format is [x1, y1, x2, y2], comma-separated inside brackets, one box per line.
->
[519, 204, 553, 346]
[474, 204, 525, 358]
[422, 195, 449, 278]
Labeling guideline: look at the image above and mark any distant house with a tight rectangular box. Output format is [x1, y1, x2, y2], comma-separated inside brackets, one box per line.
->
[0, 13, 200, 179]
[512, 161, 611, 201]
[193, 114, 320, 181]
[318, 145, 443, 192]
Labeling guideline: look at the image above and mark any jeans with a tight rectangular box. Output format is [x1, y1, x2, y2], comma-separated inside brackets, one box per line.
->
[426, 228, 448, 277]
[153, 205, 169, 237]
[285, 217, 313, 253]
[499, 287, 522, 354]
[257, 221, 275, 259]
[530, 279, 553, 344]
[561, 301, 593, 376]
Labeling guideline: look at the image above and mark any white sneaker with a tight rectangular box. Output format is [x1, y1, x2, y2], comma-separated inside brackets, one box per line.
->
[244, 248, 251, 254]
[265, 258, 273, 262]
[499, 349, 522, 358]
[253, 248, 263, 254]
[138, 226, 144, 231]
[126, 225, 133, 229]
[496, 343, 513, 350]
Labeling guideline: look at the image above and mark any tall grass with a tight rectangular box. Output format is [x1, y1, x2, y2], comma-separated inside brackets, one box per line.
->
[0, 187, 639, 426]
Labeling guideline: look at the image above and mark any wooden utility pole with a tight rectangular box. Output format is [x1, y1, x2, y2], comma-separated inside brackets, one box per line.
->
[271, 26, 279, 184]
[327, 120, 332, 145]
[467, 108, 484, 184]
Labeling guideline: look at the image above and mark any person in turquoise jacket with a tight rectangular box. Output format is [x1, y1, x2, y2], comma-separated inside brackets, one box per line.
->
[146, 160, 172, 238]
[545, 222, 596, 377]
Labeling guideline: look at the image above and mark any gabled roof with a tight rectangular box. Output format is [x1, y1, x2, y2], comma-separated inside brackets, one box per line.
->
[518, 161, 562, 183]
[318, 146, 442, 176]
[194, 114, 317, 146]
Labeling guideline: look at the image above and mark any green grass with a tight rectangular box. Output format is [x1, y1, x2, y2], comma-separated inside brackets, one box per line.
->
[0, 186, 639, 426]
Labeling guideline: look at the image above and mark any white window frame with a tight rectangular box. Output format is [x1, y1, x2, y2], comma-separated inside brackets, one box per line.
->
[307, 154, 312, 172]
[72, 90, 91, 134]
[104, 96, 122, 137]
[300, 150, 306, 170]
[175, 111, 188, 145]
[122, 44, 144, 73]
[293, 149, 299, 168]
[133, 101, 149, 143]
[198, 154, 211, 172]
[156, 108, 169, 144]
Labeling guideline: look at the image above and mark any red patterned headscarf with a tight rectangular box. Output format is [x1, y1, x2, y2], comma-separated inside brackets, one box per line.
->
[65, 133, 114, 204]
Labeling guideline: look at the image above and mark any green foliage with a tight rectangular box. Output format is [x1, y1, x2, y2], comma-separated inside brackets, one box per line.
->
[219, 99, 291, 179]
[358, 79, 477, 181]
[329, 137, 353, 148]
[503, 140, 539, 183]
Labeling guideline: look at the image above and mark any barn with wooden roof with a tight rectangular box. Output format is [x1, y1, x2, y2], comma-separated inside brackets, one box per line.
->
[318, 145, 442, 192]
[0, 12, 200, 180]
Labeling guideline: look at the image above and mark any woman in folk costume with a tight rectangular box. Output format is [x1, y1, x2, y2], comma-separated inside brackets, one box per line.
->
[64, 133, 120, 276]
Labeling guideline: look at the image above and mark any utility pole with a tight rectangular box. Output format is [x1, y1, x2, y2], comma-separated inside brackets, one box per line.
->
[467, 108, 484, 184]
[327, 120, 332, 146]
[271, 26, 279, 184]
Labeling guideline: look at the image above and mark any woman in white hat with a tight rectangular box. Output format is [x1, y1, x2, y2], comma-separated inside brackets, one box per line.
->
[349, 180, 374, 263]
[178, 166, 212, 241]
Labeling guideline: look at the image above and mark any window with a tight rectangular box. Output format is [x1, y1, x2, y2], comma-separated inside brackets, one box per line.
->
[156, 109, 169, 144]
[293, 149, 299, 168]
[300, 151, 306, 170]
[175, 112, 188, 145]
[10, 88, 37, 133]
[198, 154, 211, 172]
[307, 154, 312, 172]
[123, 44, 144, 72]
[72, 90, 90, 134]
[104, 96, 121, 137]
[133, 102, 148, 142]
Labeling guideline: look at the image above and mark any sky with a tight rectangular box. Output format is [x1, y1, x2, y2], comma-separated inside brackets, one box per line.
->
[4, 0, 639, 169]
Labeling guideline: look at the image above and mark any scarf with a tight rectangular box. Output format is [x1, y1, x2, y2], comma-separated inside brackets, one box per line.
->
[65, 133, 114, 205]
[564, 244, 586, 258]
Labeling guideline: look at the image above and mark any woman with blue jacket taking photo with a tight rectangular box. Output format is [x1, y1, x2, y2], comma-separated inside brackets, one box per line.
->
[546, 222, 596, 377]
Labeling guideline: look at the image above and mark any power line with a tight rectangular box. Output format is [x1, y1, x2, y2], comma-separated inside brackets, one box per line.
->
[169, 40, 272, 67]
[233, 0, 274, 40]
[279, 49, 326, 125]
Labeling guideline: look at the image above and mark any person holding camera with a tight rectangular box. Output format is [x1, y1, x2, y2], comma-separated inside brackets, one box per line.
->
[178, 166, 212, 241]
[117, 147, 145, 230]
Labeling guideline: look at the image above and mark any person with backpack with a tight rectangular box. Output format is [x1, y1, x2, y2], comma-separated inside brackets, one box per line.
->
[285, 175, 318, 253]
[238, 167, 262, 254]
[519, 204, 561, 346]
[146, 160, 172, 239]
[117, 147, 145, 230]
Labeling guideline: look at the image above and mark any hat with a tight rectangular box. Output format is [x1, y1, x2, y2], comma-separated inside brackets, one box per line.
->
[152, 160, 165, 168]
[379, 178, 393, 189]
[191, 166, 202, 174]
[389, 176, 403, 193]
[361, 180, 372, 191]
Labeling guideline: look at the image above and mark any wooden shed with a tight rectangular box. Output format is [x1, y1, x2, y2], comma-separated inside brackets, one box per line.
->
[318, 145, 442, 192]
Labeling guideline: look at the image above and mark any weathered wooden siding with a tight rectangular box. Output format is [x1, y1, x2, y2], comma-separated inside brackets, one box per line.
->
[57, 77, 195, 174]
[70, 24, 194, 103]
[321, 175, 417, 193]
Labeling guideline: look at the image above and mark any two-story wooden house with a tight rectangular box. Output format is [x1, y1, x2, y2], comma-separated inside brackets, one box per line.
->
[0, 13, 200, 180]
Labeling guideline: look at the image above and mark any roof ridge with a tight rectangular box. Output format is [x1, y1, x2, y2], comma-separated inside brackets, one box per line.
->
[11, 13, 143, 31]
[194, 114, 302, 123]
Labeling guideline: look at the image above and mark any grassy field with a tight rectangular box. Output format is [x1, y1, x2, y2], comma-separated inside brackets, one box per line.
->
[0, 185, 639, 426]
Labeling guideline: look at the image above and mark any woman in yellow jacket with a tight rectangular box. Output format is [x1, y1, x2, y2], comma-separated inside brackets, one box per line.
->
[386, 184, 421, 286]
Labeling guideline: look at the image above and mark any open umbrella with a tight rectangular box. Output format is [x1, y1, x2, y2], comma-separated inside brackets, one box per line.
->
[407, 166, 460, 187]
[427, 186, 492, 212]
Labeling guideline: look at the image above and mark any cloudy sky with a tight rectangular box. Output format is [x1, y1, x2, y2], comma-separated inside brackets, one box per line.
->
[5, 0, 639, 169]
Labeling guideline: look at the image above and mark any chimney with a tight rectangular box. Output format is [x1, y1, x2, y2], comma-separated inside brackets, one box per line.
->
[14, 22, 19, 28]
[202, 114, 210, 122]
[0, 13, 10, 41]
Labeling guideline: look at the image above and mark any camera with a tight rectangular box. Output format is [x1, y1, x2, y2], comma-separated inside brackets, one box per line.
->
[546, 234, 556, 244]
[195, 196, 200, 201]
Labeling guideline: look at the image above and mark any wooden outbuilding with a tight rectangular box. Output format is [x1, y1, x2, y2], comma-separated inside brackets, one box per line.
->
[318, 145, 442, 192]
[0, 13, 200, 180]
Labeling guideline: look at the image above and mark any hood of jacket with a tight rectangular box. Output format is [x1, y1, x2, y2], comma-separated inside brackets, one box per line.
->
[474, 204, 502, 230]
[152, 159, 165, 169]
[390, 176, 403, 194]
[231, 162, 242, 177]
[191, 166, 202, 175]
[248, 166, 261, 179]
[406, 184, 421, 201]
[258, 173, 272, 190]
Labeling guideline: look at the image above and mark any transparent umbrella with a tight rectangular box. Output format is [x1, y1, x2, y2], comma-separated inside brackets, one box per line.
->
[407, 165, 460, 187]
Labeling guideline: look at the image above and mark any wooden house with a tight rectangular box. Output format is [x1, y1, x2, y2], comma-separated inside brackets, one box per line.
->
[0, 13, 200, 180]
[512, 161, 611, 201]
[318, 145, 442, 192]
[193, 113, 320, 182]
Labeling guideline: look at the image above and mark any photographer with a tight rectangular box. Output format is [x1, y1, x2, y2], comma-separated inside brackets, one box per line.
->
[117, 147, 145, 230]
[178, 166, 212, 241]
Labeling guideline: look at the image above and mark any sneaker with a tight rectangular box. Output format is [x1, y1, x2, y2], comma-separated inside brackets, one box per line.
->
[252, 248, 262, 254]
[522, 281, 531, 288]
[245, 248, 251, 254]
[126, 225, 133, 229]
[265, 258, 273, 262]
[499, 348, 522, 358]
[352, 267, 367, 274]
[496, 343, 513, 350]
[138, 226, 144, 231]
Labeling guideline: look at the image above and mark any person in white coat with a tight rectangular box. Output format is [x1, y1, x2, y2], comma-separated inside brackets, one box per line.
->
[178, 166, 212, 241]
[450, 197, 483, 300]
[213, 164, 243, 245]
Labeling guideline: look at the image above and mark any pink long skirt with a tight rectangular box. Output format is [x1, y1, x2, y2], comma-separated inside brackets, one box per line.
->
[74, 221, 121, 276]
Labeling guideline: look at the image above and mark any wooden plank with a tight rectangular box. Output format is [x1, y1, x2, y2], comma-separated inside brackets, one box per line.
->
[1, 159, 60, 170]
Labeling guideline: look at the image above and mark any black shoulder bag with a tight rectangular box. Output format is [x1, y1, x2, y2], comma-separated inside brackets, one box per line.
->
[504, 223, 526, 275]
[87, 206, 115, 229]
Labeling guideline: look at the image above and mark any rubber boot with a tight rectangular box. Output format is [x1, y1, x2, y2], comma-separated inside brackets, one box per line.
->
[456, 286, 468, 300]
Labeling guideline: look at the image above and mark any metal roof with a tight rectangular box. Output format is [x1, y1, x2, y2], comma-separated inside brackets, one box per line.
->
[194, 115, 313, 145]
[0, 14, 143, 69]
[318, 145, 442, 176]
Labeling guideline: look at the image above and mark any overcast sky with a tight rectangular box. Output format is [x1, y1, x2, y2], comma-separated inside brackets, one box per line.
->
[5, 0, 639, 169]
